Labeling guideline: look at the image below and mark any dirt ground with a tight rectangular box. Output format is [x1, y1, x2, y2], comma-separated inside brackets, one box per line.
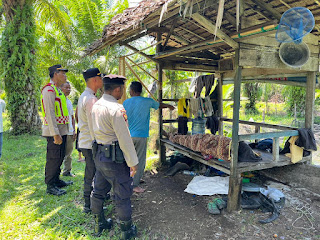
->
[130, 168, 320, 240]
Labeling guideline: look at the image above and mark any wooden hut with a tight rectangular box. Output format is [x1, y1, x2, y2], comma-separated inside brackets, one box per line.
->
[85, 0, 320, 211]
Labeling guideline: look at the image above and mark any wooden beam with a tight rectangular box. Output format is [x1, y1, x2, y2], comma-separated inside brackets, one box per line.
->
[221, 117, 298, 131]
[126, 57, 158, 82]
[171, 33, 191, 45]
[125, 60, 157, 101]
[157, 32, 166, 165]
[305, 72, 316, 130]
[118, 56, 126, 104]
[162, 61, 218, 72]
[227, 49, 242, 212]
[239, 44, 319, 71]
[239, 130, 298, 141]
[218, 74, 224, 135]
[177, 25, 206, 40]
[123, 42, 161, 58]
[192, 12, 239, 49]
[136, 60, 151, 66]
[123, 43, 159, 64]
[163, 20, 177, 50]
[223, 68, 307, 79]
[120, 30, 148, 45]
[224, 10, 237, 28]
[251, 0, 282, 20]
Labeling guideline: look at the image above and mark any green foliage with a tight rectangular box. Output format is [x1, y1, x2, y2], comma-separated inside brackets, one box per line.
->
[0, 3, 41, 134]
[282, 86, 306, 117]
[222, 84, 234, 117]
[242, 83, 261, 114]
[36, 0, 129, 94]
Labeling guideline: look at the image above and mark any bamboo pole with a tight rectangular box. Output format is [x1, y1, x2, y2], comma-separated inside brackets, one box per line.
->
[125, 60, 157, 101]
[127, 57, 158, 82]
[118, 56, 126, 104]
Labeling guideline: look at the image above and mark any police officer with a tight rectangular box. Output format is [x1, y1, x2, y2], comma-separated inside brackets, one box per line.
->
[41, 64, 73, 196]
[91, 74, 138, 239]
[77, 68, 103, 212]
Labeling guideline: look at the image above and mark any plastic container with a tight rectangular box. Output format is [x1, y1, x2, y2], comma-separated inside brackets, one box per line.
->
[182, 170, 198, 176]
[191, 117, 206, 135]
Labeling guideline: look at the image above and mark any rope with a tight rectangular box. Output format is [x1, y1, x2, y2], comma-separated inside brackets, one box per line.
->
[291, 201, 315, 230]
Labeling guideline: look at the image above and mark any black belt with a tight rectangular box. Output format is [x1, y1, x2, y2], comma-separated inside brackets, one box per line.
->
[93, 140, 125, 163]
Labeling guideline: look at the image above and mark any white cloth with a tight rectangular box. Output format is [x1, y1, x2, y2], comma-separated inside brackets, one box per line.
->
[184, 176, 229, 195]
[66, 98, 74, 135]
[0, 99, 6, 133]
[77, 87, 97, 149]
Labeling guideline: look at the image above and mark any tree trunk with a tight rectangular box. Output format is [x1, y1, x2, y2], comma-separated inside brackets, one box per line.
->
[1, 0, 41, 135]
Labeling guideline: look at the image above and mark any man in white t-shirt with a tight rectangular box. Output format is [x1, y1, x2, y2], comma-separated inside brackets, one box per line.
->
[60, 82, 76, 177]
[0, 98, 6, 159]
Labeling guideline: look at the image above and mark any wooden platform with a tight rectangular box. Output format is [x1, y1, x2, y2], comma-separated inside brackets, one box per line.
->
[161, 139, 310, 174]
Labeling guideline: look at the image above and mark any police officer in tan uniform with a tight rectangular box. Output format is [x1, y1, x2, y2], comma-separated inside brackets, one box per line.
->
[77, 68, 103, 213]
[91, 74, 138, 239]
[41, 64, 73, 196]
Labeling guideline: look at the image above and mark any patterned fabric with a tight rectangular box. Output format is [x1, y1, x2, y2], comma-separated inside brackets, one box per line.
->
[44, 115, 69, 125]
[169, 134, 231, 161]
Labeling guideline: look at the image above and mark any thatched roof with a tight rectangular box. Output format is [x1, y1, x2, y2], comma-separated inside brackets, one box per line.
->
[86, 0, 320, 65]
[86, 0, 174, 55]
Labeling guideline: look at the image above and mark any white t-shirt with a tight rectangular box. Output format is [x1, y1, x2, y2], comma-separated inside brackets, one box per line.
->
[66, 98, 74, 135]
[0, 99, 6, 133]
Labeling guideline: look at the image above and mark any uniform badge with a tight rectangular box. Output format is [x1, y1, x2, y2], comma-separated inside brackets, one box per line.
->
[120, 109, 127, 121]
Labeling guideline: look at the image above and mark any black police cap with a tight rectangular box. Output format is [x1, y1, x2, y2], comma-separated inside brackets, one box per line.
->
[103, 74, 126, 85]
[83, 68, 101, 80]
[48, 64, 68, 75]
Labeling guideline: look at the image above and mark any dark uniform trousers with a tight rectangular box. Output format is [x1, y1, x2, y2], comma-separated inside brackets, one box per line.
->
[80, 149, 96, 200]
[45, 135, 67, 185]
[91, 150, 133, 221]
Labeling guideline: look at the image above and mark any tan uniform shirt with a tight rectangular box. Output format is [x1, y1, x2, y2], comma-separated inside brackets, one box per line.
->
[41, 81, 68, 137]
[92, 94, 138, 167]
[78, 87, 97, 149]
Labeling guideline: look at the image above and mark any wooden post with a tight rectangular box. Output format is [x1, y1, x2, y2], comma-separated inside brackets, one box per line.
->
[119, 56, 126, 104]
[254, 125, 260, 143]
[272, 137, 279, 162]
[218, 74, 224, 135]
[305, 72, 316, 130]
[305, 71, 316, 164]
[227, 48, 242, 212]
[157, 33, 166, 164]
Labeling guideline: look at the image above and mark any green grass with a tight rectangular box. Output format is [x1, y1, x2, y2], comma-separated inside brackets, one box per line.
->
[0, 132, 149, 239]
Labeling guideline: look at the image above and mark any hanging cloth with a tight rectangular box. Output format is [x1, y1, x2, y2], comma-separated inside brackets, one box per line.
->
[189, 98, 201, 118]
[177, 98, 190, 118]
[194, 74, 215, 98]
[178, 116, 188, 135]
[203, 96, 213, 117]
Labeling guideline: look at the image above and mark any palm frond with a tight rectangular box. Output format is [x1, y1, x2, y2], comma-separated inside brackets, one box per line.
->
[34, 0, 73, 42]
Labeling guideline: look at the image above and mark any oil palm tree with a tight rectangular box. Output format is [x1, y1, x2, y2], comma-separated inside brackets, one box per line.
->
[0, 0, 128, 134]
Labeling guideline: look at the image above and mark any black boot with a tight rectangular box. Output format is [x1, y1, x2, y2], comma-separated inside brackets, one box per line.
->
[55, 179, 73, 188]
[93, 212, 113, 237]
[120, 220, 137, 240]
[83, 197, 91, 213]
[46, 184, 66, 196]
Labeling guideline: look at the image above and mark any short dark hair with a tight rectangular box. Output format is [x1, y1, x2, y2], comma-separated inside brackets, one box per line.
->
[130, 81, 142, 93]
[104, 83, 122, 92]
[49, 71, 57, 79]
